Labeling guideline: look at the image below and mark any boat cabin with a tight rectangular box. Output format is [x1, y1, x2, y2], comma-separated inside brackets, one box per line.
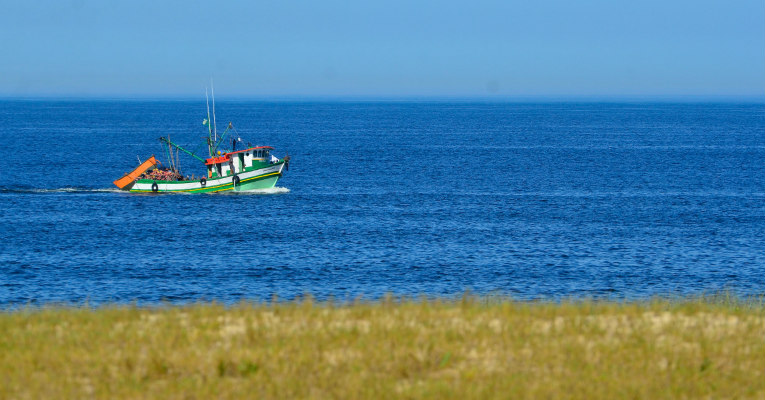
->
[204, 146, 274, 178]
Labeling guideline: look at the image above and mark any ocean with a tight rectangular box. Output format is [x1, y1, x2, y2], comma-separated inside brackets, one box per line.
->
[0, 100, 763, 305]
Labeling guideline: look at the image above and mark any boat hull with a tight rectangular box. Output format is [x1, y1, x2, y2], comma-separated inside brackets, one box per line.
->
[130, 163, 285, 193]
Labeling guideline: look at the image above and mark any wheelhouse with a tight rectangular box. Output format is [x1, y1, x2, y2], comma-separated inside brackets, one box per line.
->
[204, 146, 275, 178]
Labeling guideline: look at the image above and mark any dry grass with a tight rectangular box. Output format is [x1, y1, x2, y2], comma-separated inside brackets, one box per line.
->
[1, 295, 763, 399]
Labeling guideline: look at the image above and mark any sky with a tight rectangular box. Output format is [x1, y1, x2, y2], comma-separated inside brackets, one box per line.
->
[1, 0, 763, 99]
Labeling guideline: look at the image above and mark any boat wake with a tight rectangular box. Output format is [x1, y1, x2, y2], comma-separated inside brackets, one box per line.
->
[0, 187, 124, 194]
[0, 186, 290, 195]
[222, 187, 291, 195]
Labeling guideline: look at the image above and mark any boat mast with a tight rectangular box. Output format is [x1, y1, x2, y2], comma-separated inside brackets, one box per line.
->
[205, 88, 213, 157]
[211, 80, 218, 144]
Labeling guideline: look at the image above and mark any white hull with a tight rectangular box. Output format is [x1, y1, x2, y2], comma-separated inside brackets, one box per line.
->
[131, 163, 285, 193]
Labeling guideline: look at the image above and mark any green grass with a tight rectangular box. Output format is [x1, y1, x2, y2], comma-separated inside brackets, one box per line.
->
[1, 295, 763, 399]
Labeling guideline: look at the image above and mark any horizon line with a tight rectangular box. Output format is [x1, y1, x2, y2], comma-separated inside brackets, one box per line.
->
[0, 94, 763, 103]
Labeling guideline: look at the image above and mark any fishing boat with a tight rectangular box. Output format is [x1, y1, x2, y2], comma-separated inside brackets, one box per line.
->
[113, 90, 290, 193]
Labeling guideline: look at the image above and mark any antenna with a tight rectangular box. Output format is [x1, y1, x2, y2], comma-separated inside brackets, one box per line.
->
[211, 79, 218, 143]
[205, 87, 213, 157]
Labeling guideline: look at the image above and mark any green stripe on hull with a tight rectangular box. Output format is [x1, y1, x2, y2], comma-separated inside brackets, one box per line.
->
[237, 175, 279, 191]
[131, 172, 281, 193]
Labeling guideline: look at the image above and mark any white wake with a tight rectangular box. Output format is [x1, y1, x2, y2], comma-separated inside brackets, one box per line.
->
[223, 187, 291, 195]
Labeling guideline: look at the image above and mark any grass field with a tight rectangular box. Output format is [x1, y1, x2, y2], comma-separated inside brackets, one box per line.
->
[1, 295, 763, 399]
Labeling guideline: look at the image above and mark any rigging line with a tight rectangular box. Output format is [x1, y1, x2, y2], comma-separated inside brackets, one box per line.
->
[163, 139, 171, 169]
[169, 136, 177, 171]
[180, 140, 204, 161]
[205, 88, 213, 157]
[211, 79, 218, 142]
[190, 136, 208, 157]
[232, 126, 242, 146]
[169, 141, 175, 170]
[171, 132, 209, 164]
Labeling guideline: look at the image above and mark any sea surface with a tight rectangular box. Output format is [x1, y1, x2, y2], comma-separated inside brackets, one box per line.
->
[0, 101, 763, 305]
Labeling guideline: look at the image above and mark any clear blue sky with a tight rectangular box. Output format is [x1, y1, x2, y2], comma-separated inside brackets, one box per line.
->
[1, 0, 763, 98]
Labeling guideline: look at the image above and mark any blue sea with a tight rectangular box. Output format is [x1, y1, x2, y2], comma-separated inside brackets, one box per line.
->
[0, 101, 763, 305]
